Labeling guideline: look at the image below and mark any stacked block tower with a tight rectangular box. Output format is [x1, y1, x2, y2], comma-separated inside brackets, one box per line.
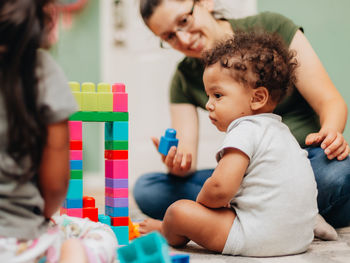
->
[60, 81, 129, 245]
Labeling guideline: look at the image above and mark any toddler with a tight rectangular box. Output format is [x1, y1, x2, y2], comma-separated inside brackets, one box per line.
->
[0, 1, 117, 262]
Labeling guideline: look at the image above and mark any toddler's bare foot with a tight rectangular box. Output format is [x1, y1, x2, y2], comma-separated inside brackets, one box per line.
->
[139, 218, 163, 235]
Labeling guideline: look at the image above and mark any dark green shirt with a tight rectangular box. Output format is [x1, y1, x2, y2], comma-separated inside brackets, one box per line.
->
[170, 12, 320, 147]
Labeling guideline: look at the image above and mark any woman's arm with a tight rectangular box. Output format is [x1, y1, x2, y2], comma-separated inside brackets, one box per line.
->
[290, 30, 349, 160]
[152, 103, 199, 176]
[196, 148, 248, 208]
[39, 120, 70, 218]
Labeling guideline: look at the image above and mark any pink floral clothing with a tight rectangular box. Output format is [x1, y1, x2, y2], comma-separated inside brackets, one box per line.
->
[0, 215, 118, 263]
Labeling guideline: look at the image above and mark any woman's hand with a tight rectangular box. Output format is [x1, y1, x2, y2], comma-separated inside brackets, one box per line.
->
[151, 137, 192, 176]
[305, 129, 349, 160]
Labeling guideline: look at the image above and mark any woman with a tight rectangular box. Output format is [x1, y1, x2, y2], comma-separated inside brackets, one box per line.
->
[134, 0, 350, 229]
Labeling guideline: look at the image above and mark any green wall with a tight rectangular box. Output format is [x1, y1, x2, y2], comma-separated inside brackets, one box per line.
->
[258, 0, 350, 140]
[51, 0, 101, 173]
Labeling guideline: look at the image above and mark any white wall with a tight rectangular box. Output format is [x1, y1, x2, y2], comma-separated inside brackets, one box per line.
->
[97, 0, 257, 192]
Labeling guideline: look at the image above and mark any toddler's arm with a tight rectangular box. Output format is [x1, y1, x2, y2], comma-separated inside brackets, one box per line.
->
[39, 120, 70, 218]
[196, 148, 249, 208]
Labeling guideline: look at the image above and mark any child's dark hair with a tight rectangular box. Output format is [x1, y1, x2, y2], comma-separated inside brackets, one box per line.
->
[202, 30, 298, 103]
[0, 0, 55, 180]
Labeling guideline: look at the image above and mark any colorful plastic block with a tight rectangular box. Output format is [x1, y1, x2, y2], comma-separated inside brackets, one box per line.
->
[68, 121, 82, 140]
[60, 207, 83, 217]
[111, 216, 129, 226]
[112, 226, 129, 245]
[105, 121, 128, 141]
[129, 219, 140, 240]
[105, 197, 128, 207]
[63, 198, 83, 209]
[105, 140, 128, 150]
[117, 232, 171, 263]
[83, 207, 98, 222]
[170, 254, 190, 263]
[112, 83, 128, 112]
[70, 170, 83, 179]
[105, 188, 128, 198]
[66, 179, 83, 199]
[70, 160, 83, 170]
[70, 140, 82, 150]
[105, 160, 128, 179]
[105, 206, 128, 217]
[98, 214, 111, 226]
[105, 178, 128, 188]
[69, 111, 128, 122]
[104, 150, 128, 160]
[70, 150, 83, 160]
[69, 82, 82, 111]
[158, 129, 179, 155]
[81, 82, 98, 111]
[97, 83, 113, 112]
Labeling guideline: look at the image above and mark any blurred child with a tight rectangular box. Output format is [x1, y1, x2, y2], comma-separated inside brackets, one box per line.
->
[0, 1, 117, 262]
[140, 31, 319, 256]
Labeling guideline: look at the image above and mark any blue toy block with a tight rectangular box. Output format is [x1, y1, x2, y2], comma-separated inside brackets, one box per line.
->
[105, 206, 129, 217]
[105, 121, 128, 141]
[117, 232, 171, 263]
[111, 226, 129, 245]
[98, 214, 111, 226]
[158, 128, 179, 155]
[171, 254, 190, 263]
[70, 160, 83, 170]
[66, 179, 83, 199]
[63, 198, 83, 208]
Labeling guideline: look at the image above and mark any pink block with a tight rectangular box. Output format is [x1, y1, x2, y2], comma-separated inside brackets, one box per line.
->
[112, 83, 125, 92]
[113, 92, 128, 112]
[69, 121, 82, 141]
[60, 208, 83, 218]
[70, 150, 83, 160]
[105, 187, 128, 198]
[105, 160, 128, 179]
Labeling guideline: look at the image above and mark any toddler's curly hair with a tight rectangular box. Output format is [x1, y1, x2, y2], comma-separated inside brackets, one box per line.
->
[202, 30, 298, 103]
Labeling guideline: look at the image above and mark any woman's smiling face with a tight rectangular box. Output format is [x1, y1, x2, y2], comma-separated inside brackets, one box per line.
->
[147, 0, 223, 58]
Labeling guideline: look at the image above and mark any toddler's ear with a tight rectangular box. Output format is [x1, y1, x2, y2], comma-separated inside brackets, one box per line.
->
[250, 87, 269, 111]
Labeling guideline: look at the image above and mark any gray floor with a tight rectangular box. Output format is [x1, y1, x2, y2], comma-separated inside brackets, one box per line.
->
[130, 206, 350, 263]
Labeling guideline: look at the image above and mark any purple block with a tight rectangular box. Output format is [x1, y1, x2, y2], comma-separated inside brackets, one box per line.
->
[105, 197, 128, 207]
[105, 178, 128, 188]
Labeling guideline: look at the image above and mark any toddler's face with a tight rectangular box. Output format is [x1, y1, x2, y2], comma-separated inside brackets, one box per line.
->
[203, 62, 253, 132]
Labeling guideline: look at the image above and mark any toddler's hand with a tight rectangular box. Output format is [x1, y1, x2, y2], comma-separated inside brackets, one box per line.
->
[305, 129, 349, 160]
[151, 137, 192, 176]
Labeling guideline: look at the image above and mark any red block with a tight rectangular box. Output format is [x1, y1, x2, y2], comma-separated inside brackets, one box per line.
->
[104, 150, 128, 160]
[70, 140, 82, 150]
[111, 216, 129, 226]
[83, 207, 98, 222]
[83, 196, 95, 208]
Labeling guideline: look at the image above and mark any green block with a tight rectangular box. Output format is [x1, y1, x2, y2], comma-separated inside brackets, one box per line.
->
[98, 93, 113, 112]
[69, 111, 128, 122]
[70, 170, 83, 179]
[105, 140, 128, 150]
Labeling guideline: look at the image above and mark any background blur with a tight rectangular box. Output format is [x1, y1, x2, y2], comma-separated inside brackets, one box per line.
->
[51, 0, 350, 193]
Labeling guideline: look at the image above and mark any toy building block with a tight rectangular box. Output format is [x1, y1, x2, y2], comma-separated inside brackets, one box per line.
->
[81, 82, 98, 111]
[105, 197, 128, 207]
[97, 83, 113, 112]
[105, 160, 128, 179]
[117, 232, 171, 263]
[105, 178, 128, 188]
[128, 218, 140, 240]
[170, 254, 190, 263]
[98, 214, 111, 226]
[68, 121, 82, 140]
[106, 206, 128, 217]
[66, 179, 83, 199]
[104, 150, 128, 160]
[112, 226, 129, 245]
[69, 82, 82, 111]
[63, 198, 83, 209]
[69, 111, 128, 122]
[70, 160, 83, 170]
[83, 196, 98, 222]
[158, 128, 179, 155]
[105, 121, 128, 141]
[111, 216, 128, 226]
[105, 188, 128, 198]
[112, 83, 128, 112]
[105, 140, 128, 150]
[70, 170, 83, 179]
[60, 207, 83, 217]
[70, 150, 83, 160]
[70, 140, 82, 150]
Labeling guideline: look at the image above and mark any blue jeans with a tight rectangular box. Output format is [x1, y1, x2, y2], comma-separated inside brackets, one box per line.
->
[133, 147, 350, 228]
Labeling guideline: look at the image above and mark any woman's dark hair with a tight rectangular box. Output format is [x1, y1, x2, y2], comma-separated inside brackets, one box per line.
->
[0, 0, 54, 181]
[202, 30, 298, 103]
[140, 0, 164, 23]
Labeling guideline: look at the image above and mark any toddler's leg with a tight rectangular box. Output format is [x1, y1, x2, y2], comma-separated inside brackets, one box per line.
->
[162, 199, 235, 252]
